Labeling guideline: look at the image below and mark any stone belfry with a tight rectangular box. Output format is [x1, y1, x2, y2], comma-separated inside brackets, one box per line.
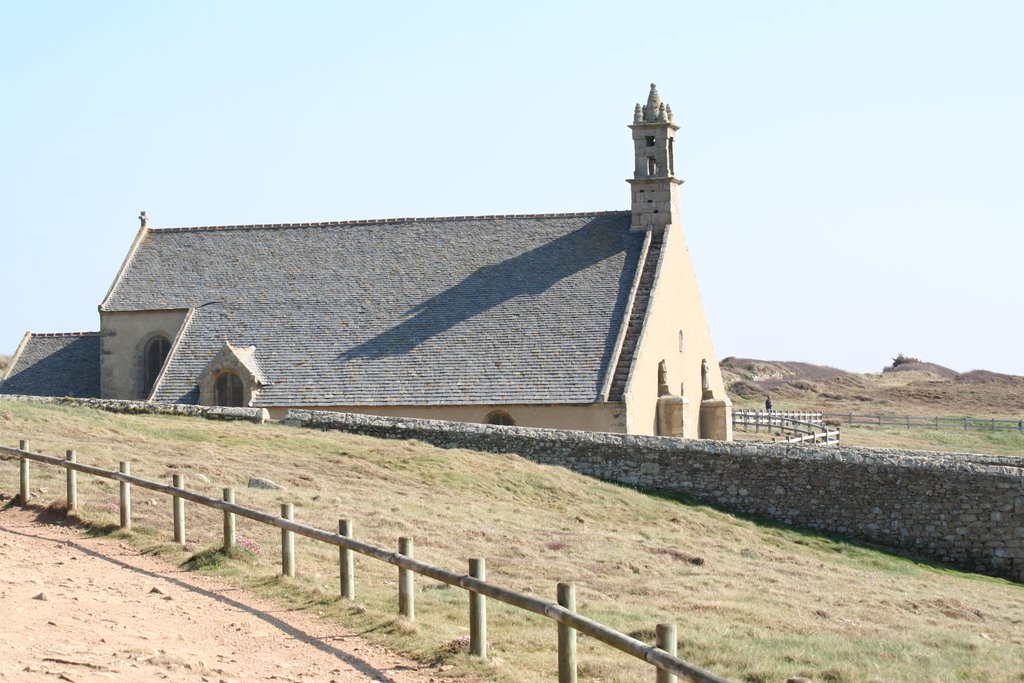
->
[627, 83, 681, 232]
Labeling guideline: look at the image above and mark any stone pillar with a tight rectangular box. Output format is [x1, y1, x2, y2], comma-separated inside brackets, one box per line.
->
[699, 396, 733, 441]
[657, 395, 691, 438]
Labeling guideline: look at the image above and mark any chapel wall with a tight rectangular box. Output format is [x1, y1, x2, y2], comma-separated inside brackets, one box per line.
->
[267, 402, 627, 433]
[624, 220, 728, 437]
[99, 310, 188, 400]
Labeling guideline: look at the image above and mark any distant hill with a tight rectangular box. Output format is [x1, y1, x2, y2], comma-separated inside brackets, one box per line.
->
[722, 357, 1024, 418]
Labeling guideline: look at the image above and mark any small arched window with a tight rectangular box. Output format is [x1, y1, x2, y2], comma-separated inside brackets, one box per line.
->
[215, 371, 244, 407]
[143, 336, 171, 396]
[485, 410, 515, 426]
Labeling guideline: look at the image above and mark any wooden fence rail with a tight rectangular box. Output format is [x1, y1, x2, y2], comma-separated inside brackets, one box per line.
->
[822, 413, 1024, 432]
[0, 441, 730, 683]
[732, 410, 839, 445]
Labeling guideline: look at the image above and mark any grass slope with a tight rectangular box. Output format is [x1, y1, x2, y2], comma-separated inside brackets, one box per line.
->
[1, 401, 1022, 682]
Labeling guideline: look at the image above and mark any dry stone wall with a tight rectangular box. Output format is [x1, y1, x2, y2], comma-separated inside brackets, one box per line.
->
[0, 394, 269, 423]
[284, 409, 1024, 582]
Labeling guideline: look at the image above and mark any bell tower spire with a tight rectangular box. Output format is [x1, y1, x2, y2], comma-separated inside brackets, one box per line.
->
[627, 83, 682, 232]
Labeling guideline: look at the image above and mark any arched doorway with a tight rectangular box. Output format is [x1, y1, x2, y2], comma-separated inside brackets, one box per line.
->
[214, 371, 244, 407]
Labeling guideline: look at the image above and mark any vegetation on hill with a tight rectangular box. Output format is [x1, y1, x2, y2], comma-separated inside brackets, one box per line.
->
[723, 356, 1024, 454]
[1, 401, 1022, 682]
[0, 354, 9, 374]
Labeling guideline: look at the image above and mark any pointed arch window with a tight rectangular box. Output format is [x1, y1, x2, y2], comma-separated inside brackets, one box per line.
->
[143, 336, 171, 396]
[215, 371, 244, 407]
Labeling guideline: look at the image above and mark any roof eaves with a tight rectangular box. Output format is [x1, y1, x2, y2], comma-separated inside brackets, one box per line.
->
[1, 332, 33, 385]
[150, 210, 628, 234]
[236, 349, 269, 387]
[620, 229, 670, 403]
[146, 307, 197, 402]
[599, 230, 652, 402]
[99, 224, 149, 312]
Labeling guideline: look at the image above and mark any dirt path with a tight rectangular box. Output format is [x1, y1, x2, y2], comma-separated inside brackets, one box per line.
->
[0, 505, 442, 682]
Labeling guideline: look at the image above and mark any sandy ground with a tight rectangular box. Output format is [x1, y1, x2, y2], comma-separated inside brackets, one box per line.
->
[0, 504, 445, 683]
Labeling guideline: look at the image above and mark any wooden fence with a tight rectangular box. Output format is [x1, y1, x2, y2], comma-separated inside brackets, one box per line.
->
[732, 410, 839, 445]
[822, 413, 1024, 432]
[0, 440, 731, 683]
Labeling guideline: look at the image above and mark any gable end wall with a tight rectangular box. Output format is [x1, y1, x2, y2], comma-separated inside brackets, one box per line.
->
[100, 310, 189, 400]
[624, 222, 727, 435]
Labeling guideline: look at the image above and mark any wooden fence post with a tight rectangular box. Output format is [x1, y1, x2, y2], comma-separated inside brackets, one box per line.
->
[281, 503, 295, 577]
[172, 474, 185, 544]
[469, 557, 487, 658]
[339, 519, 354, 600]
[656, 623, 677, 683]
[18, 440, 29, 507]
[65, 450, 77, 513]
[222, 488, 235, 551]
[119, 462, 131, 530]
[398, 537, 414, 619]
[557, 582, 577, 683]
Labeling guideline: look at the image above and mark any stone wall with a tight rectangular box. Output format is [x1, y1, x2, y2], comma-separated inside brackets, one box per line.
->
[284, 409, 1024, 582]
[0, 394, 268, 423]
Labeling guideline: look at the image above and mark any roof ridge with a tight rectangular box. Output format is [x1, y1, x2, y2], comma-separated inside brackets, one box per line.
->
[29, 332, 100, 338]
[150, 210, 628, 233]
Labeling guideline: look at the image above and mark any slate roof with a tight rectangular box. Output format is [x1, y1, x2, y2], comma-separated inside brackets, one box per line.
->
[1, 333, 100, 398]
[104, 212, 642, 407]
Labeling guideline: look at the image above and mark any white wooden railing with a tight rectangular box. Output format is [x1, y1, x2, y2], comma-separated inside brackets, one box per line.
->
[732, 410, 839, 445]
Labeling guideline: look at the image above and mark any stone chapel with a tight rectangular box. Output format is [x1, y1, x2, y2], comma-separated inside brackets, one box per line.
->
[2, 85, 732, 439]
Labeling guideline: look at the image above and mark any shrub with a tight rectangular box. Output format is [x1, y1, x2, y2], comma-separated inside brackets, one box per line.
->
[890, 353, 922, 368]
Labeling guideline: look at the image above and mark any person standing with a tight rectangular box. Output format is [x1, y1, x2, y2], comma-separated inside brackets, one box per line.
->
[765, 396, 773, 412]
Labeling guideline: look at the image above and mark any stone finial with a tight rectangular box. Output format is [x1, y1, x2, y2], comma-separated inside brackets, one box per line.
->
[643, 83, 661, 122]
[138, 211, 148, 228]
[665, 104, 674, 122]
[658, 102, 668, 122]
[633, 103, 643, 124]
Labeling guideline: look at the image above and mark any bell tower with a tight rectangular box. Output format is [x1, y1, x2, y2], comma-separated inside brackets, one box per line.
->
[627, 84, 682, 232]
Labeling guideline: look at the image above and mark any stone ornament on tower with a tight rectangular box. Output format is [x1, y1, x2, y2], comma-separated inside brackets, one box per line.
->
[642, 82, 661, 122]
[139, 211, 148, 228]
[627, 83, 681, 232]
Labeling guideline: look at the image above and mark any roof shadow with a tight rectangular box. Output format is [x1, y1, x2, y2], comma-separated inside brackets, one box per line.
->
[0, 336, 100, 397]
[338, 216, 637, 361]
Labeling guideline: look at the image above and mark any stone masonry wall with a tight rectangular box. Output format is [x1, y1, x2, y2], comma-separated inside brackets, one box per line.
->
[0, 394, 269, 423]
[284, 409, 1024, 582]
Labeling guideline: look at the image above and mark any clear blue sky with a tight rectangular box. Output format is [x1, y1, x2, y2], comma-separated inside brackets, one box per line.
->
[2, 1, 1021, 375]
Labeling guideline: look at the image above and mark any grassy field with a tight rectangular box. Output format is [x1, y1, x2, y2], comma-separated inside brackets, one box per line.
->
[725, 356, 1024, 455]
[1, 401, 1022, 682]
[733, 419, 1024, 456]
